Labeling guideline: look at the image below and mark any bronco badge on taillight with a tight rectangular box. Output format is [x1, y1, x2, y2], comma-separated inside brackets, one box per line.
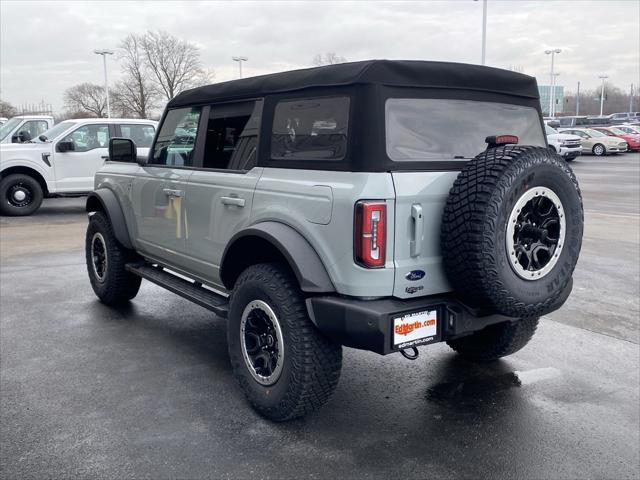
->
[354, 200, 386, 268]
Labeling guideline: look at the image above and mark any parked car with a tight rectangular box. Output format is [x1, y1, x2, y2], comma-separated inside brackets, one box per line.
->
[557, 116, 589, 128]
[609, 112, 640, 125]
[591, 126, 640, 152]
[545, 124, 582, 161]
[0, 115, 54, 144]
[85, 60, 584, 421]
[616, 124, 640, 135]
[559, 127, 627, 156]
[0, 118, 157, 216]
[585, 116, 611, 127]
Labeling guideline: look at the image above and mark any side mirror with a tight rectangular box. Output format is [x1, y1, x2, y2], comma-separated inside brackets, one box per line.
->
[56, 141, 75, 152]
[108, 137, 137, 163]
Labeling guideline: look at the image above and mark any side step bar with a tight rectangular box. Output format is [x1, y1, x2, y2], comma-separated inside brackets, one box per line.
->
[126, 263, 229, 318]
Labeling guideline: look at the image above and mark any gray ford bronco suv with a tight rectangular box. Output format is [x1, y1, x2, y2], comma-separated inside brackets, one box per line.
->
[85, 60, 583, 421]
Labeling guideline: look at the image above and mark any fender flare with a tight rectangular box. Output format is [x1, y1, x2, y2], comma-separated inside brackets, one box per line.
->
[86, 189, 133, 249]
[220, 222, 335, 293]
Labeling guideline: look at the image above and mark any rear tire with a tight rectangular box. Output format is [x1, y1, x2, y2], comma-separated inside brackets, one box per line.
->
[227, 263, 342, 421]
[447, 318, 539, 361]
[0, 174, 44, 216]
[592, 144, 606, 156]
[85, 211, 141, 304]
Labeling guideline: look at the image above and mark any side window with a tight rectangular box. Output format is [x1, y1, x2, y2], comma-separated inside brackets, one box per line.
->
[151, 107, 201, 167]
[271, 96, 350, 160]
[119, 124, 156, 148]
[202, 100, 262, 170]
[17, 120, 49, 140]
[60, 124, 110, 152]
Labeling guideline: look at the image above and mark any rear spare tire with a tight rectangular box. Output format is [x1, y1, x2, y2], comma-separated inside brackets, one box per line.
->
[441, 146, 583, 318]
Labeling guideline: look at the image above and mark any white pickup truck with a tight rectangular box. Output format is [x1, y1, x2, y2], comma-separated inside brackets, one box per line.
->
[0, 115, 54, 144]
[0, 118, 157, 216]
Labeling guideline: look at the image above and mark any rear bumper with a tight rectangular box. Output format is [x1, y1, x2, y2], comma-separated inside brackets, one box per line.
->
[307, 280, 572, 355]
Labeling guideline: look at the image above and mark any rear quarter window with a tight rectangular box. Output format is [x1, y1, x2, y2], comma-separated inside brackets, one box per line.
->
[271, 96, 350, 161]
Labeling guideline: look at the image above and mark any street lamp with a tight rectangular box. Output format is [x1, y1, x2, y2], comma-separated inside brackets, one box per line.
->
[598, 75, 608, 116]
[545, 49, 561, 117]
[94, 49, 114, 118]
[473, 0, 488, 65]
[551, 73, 560, 117]
[232, 56, 248, 79]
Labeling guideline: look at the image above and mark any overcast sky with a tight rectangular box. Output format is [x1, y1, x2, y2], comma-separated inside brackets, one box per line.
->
[1, 0, 638, 113]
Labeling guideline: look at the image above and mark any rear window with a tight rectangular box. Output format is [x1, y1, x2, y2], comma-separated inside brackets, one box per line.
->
[120, 124, 156, 148]
[271, 97, 349, 160]
[385, 99, 545, 161]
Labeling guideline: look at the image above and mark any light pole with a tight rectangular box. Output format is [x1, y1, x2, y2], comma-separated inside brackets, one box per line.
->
[94, 49, 114, 118]
[551, 73, 560, 117]
[599, 75, 608, 116]
[474, 0, 488, 65]
[232, 56, 248, 79]
[545, 49, 561, 117]
[576, 81, 581, 116]
[630, 83, 634, 112]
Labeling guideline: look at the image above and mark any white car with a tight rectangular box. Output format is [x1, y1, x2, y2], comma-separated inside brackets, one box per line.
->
[0, 115, 54, 144]
[0, 118, 157, 216]
[545, 124, 582, 161]
[616, 124, 640, 135]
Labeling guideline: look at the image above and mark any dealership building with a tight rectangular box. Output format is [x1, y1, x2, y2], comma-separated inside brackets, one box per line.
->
[538, 84, 565, 116]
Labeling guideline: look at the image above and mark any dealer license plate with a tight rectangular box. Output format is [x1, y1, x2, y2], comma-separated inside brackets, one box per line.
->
[393, 309, 439, 349]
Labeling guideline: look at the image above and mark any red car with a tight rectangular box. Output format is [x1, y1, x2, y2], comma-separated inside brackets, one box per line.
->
[592, 127, 640, 152]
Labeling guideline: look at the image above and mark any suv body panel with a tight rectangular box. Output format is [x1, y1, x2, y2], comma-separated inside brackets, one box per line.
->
[391, 171, 457, 299]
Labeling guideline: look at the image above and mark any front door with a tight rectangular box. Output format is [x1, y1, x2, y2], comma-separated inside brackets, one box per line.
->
[130, 107, 202, 268]
[53, 123, 112, 192]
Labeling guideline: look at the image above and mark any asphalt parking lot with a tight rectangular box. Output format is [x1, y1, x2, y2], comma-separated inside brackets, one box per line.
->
[1, 154, 639, 479]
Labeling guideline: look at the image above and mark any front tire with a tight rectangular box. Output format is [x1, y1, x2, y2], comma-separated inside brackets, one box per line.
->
[0, 174, 44, 216]
[592, 143, 606, 156]
[227, 263, 342, 421]
[85, 211, 141, 304]
[447, 317, 539, 361]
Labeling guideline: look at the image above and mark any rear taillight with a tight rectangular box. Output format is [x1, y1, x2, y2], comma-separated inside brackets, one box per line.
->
[354, 201, 386, 268]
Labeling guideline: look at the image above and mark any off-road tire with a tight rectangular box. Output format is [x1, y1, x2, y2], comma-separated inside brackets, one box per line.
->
[447, 317, 539, 361]
[85, 211, 141, 304]
[592, 143, 606, 156]
[227, 263, 342, 421]
[0, 174, 44, 216]
[441, 146, 583, 318]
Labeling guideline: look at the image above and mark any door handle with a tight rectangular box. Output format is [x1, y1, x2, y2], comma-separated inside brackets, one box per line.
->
[410, 204, 423, 257]
[163, 188, 184, 198]
[101, 155, 109, 160]
[220, 196, 245, 207]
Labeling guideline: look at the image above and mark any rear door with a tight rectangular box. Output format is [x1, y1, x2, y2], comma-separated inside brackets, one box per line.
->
[184, 100, 263, 286]
[386, 97, 547, 299]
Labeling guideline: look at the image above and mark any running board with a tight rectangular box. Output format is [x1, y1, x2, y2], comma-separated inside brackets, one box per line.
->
[126, 263, 229, 318]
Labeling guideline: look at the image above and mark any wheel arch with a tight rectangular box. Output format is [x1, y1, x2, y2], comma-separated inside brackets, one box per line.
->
[0, 166, 49, 196]
[86, 189, 133, 249]
[220, 222, 335, 293]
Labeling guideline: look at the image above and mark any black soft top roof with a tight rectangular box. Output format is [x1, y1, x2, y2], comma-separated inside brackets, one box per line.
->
[168, 59, 540, 108]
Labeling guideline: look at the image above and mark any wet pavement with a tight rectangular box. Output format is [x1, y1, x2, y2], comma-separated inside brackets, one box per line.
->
[1, 154, 639, 479]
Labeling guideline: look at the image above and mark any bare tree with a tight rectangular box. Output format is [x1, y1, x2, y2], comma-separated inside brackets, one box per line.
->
[141, 30, 213, 101]
[63, 83, 107, 117]
[312, 52, 347, 66]
[114, 34, 158, 118]
[0, 99, 17, 117]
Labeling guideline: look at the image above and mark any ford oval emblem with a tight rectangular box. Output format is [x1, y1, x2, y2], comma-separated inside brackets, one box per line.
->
[405, 270, 426, 281]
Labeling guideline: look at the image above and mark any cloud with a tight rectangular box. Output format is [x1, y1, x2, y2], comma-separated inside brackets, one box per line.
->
[1, 0, 638, 112]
